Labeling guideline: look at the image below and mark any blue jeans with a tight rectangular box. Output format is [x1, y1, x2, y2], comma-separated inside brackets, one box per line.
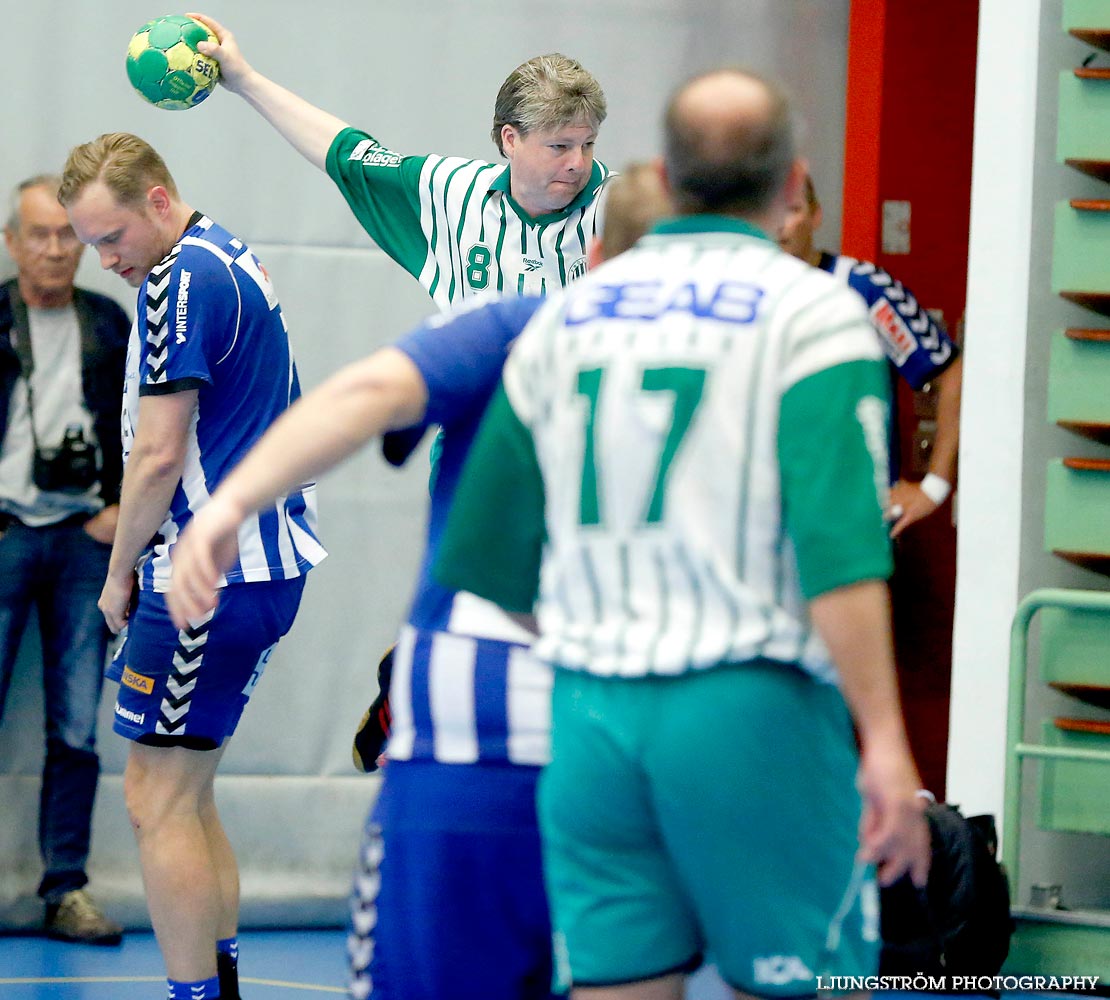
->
[0, 516, 112, 903]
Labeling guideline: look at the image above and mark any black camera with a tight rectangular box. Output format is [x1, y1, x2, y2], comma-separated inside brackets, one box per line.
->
[33, 424, 98, 494]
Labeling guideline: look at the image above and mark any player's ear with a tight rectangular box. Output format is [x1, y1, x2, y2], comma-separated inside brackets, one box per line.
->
[586, 235, 604, 270]
[147, 186, 172, 218]
[653, 156, 671, 198]
[501, 124, 519, 158]
[782, 158, 808, 210]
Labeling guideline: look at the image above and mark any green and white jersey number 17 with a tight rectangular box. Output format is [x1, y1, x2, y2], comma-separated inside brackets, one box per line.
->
[575, 365, 706, 528]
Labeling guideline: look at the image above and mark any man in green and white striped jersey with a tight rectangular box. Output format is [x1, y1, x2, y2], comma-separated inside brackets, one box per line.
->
[436, 69, 931, 999]
[193, 14, 612, 310]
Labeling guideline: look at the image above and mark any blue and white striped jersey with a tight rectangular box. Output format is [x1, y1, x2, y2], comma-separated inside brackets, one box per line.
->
[819, 252, 959, 480]
[122, 213, 326, 592]
[386, 294, 552, 766]
[818, 252, 958, 390]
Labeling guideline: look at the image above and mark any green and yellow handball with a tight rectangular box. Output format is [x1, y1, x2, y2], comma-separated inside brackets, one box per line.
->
[126, 14, 219, 110]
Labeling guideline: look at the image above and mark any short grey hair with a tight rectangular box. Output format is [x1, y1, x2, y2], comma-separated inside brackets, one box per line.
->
[6, 174, 62, 233]
[664, 69, 797, 216]
[491, 53, 607, 156]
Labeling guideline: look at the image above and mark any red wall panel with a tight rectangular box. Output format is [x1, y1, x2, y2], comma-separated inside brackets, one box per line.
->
[842, 0, 979, 799]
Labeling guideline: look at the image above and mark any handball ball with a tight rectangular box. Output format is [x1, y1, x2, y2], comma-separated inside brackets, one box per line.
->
[126, 15, 219, 110]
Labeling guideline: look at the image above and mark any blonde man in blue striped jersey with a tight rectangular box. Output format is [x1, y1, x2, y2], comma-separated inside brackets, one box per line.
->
[61, 132, 325, 1000]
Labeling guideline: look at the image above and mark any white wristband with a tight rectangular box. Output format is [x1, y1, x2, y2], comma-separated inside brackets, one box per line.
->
[920, 473, 951, 506]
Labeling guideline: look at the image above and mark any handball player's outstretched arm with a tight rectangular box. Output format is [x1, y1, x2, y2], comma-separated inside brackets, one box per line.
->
[189, 12, 348, 172]
[167, 347, 428, 628]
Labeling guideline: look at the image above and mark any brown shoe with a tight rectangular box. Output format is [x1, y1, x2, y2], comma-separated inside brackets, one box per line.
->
[44, 889, 123, 946]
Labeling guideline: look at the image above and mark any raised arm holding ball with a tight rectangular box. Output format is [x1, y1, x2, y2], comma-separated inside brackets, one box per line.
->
[187, 12, 613, 310]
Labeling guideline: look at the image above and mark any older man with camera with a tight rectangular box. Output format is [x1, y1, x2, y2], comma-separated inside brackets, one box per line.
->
[0, 174, 129, 944]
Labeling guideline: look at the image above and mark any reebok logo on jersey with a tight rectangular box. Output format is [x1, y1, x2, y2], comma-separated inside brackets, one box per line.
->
[870, 298, 915, 365]
[114, 703, 145, 726]
[121, 666, 155, 695]
[523, 258, 543, 272]
[175, 270, 191, 344]
[752, 955, 814, 987]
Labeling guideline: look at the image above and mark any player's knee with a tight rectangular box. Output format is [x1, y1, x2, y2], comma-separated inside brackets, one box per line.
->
[122, 752, 202, 836]
[122, 759, 157, 835]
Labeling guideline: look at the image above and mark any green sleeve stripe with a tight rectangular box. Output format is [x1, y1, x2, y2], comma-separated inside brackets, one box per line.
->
[434, 383, 545, 612]
[778, 359, 893, 599]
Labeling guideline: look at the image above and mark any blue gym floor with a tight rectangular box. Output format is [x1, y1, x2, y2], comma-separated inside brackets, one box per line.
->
[0, 929, 1098, 1000]
[0, 933, 738, 998]
[0, 932, 736, 998]
[0, 933, 757, 998]
[0, 929, 346, 998]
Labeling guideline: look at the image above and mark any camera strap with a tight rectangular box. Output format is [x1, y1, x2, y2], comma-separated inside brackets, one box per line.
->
[8, 306, 46, 458]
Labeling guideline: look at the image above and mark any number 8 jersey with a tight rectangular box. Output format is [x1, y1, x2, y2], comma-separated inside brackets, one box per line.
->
[326, 128, 613, 309]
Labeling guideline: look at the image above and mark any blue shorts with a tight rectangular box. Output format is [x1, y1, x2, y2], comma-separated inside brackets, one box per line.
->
[348, 759, 559, 1000]
[108, 578, 305, 749]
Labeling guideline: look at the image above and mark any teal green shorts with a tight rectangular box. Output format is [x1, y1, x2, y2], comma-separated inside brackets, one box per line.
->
[538, 660, 879, 995]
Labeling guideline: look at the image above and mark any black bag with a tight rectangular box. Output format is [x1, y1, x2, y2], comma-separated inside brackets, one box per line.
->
[880, 803, 1014, 978]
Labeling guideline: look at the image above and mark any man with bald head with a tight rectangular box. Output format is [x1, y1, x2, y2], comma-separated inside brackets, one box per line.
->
[435, 69, 930, 999]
